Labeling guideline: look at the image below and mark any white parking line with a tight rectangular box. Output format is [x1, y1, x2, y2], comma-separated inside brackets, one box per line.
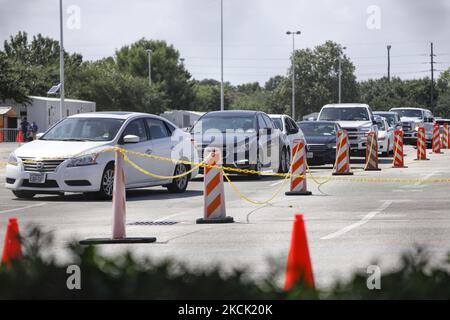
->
[269, 180, 284, 187]
[321, 200, 393, 240]
[0, 203, 47, 214]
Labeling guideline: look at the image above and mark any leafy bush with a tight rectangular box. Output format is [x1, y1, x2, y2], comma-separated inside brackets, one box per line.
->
[0, 227, 449, 299]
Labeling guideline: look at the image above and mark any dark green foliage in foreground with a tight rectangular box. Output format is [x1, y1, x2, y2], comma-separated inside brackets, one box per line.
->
[0, 227, 449, 299]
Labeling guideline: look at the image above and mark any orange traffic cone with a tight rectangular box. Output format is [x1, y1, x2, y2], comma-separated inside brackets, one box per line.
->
[16, 130, 24, 143]
[2, 218, 23, 266]
[284, 214, 314, 290]
[0, 131, 4, 143]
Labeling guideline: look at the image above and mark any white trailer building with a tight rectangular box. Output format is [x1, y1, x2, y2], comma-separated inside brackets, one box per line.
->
[23, 96, 96, 132]
[160, 110, 205, 129]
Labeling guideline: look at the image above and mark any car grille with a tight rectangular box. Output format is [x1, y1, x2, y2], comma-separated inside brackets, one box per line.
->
[402, 122, 414, 132]
[22, 179, 59, 188]
[307, 144, 328, 152]
[20, 158, 65, 172]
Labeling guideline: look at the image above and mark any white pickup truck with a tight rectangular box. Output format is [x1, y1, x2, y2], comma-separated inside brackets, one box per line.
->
[389, 108, 435, 145]
[317, 103, 378, 156]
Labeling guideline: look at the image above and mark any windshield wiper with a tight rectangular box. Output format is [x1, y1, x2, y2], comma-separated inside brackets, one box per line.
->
[59, 138, 89, 141]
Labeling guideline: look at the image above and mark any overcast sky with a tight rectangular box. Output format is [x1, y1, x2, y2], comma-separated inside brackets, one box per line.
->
[1, 0, 450, 85]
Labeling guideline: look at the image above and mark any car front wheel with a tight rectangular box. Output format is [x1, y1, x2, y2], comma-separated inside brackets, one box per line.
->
[166, 164, 189, 193]
[96, 163, 115, 200]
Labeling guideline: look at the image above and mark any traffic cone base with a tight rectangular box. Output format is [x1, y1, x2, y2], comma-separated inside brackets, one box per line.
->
[196, 216, 234, 224]
[285, 191, 313, 196]
[79, 237, 156, 245]
[332, 172, 354, 176]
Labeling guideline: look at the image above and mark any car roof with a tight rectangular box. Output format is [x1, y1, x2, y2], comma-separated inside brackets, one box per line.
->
[268, 114, 287, 118]
[203, 110, 260, 117]
[298, 120, 337, 125]
[374, 111, 397, 114]
[390, 107, 429, 111]
[322, 103, 370, 108]
[69, 111, 162, 120]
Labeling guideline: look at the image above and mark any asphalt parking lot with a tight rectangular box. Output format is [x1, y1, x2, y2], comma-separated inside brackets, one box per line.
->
[1, 142, 450, 288]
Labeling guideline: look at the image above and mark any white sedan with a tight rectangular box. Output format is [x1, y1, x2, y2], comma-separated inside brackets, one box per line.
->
[5, 112, 198, 199]
[375, 117, 394, 157]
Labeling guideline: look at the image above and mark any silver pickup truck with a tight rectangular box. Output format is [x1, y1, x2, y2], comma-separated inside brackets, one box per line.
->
[317, 103, 378, 156]
[389, 108, 435, 145]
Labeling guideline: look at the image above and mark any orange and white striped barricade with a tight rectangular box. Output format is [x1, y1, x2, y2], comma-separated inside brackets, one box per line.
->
[432, 124, 442, 154]
[80, 149, 157, 244]
[197, 147, 234, 224]
[443, 124, 449, 149]
[285, 139, 312, 196]
[365, 132, 381, 171]
[415, 127, 429, 161]
[332, 130, 353, 176]
[392, 129, 407, 168]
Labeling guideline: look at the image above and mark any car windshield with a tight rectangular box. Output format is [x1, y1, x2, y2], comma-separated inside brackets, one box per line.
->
[299, 123, 336, 137]
[41, 118, 125, 141]
[375, 113, 396, 126]
[192, 114, 255, 133]
[392, 109, 423, 118]
[271, 118, 283, 130]
[319, 107, 369, 121]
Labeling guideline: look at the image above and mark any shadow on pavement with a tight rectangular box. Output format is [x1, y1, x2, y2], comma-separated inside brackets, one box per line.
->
[13, 189, 203, 203]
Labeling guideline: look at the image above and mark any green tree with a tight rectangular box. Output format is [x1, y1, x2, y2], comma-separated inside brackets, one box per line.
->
[115, 39, 194, 109]
[272, 41, 358, 120]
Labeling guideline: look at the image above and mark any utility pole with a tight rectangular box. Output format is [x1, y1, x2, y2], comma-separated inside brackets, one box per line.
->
[146, 49, 152, 86]
[430, 42, 435, 106]
[338, 46, 347, 104]
[220, 0, 224, 111]
[59, 0, 64, 121]
[286, 31, 301, 120]
[387, 45, 391, 82]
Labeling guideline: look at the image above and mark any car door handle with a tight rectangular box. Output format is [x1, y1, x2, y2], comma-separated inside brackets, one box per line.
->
[145, 149, 152, 154]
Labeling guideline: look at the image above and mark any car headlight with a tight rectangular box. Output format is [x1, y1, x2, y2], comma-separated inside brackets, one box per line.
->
[66, 154, 98, 167]
[7, 153, 18, 166]
[327, 143, 336, 149]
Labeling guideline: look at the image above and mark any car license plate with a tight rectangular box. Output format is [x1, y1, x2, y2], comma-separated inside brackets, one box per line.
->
[307, 152, 314, 158]
[29, 172, 46, 184]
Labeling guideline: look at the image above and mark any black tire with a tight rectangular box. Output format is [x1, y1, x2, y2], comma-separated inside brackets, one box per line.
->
[96, 162, 115, 200]
[248, 160, 262, 180]
[278, 148, 287, 173]
[12, 190, 36, 199]
[166, 164, 189, 193]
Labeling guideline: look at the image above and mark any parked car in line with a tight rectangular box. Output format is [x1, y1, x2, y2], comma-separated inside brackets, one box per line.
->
[373, 111, 402, 131]
[5, 112, 198, 199]
[297, 121, 341, 165]
[317, 103, 378, 156]
[269, 114, 305, 171]
[373, 116, 394, 157]
[190, 110, 283, 177]
[389, 107, 435, 145]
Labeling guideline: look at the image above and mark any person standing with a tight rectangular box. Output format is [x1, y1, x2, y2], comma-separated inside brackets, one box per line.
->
[31, 121, 39, 140]
[20, 117, 29, 142]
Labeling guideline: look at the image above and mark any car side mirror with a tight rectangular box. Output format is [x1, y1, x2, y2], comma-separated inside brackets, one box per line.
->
[372, 120, 378, 125]
[123, 134, 140, 144]
[36, 133, 44, 140]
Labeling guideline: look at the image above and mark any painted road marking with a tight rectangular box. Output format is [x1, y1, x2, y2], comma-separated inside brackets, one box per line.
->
[0, 203, 47, 214]
[321, 200, 393, 240]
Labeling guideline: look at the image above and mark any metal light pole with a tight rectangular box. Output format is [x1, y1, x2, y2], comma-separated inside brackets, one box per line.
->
[286, 31, 301, 120]
[146, 49, 152, 86]
[387, 45, 391, 82]
[59, 0, 64, 121]
[338, 46, 347, 104]
[220, 0, 224, 111]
